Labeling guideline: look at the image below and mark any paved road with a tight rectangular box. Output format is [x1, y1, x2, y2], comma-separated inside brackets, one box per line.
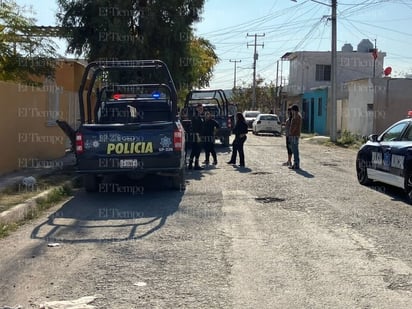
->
[1, 134, 411, 309]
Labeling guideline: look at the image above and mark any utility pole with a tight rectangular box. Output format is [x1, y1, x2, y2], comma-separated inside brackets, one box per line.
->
[372, 39, 377, 78]
[247, 33, 265, 110]
[330, 0, 337, 142]
[291, 0, 337, 142]
[229, 59, 241, 89]
[275, 60, 280, 114]
[275, 60, 280, 88]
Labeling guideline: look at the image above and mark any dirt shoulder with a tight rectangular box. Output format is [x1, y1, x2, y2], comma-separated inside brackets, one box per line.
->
[0, 153, 78, 238]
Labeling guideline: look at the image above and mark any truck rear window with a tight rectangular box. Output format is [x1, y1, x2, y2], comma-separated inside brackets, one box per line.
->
[94, 83, 173, 124]
[245, 112, 260, 118]
[97, 100, 171, 124]
[260, 115, 279, 121]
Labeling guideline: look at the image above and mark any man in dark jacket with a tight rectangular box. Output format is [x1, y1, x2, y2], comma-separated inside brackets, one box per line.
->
[188, 104, 204, 170]
[202, 111, 220, 165]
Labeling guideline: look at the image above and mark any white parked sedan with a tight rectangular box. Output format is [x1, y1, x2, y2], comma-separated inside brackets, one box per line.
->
[252, 114, 282, 136]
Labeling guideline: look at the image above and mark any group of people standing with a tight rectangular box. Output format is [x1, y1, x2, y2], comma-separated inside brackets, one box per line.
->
[186, 104, 219, 170]
[186, 102, 302, 171]
[186, 103, 249, 170]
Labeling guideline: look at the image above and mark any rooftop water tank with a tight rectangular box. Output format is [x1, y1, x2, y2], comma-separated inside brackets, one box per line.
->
[357, 39, 373, 53]
[341, 43, 353, 52]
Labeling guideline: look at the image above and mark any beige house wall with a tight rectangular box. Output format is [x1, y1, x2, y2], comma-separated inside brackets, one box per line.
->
[341, 98, 349, 132]
[0, 60, 85, 175]
[343, 77, 412, 137]
[374, 78, 412, 134]
[344, 79, 374, 136]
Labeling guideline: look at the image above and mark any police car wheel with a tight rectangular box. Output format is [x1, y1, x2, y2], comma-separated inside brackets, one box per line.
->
[356, 158, 372, 185]
[404, 173, 412, 204]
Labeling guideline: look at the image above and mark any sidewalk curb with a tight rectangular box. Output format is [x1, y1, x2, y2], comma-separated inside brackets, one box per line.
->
[0, 152, 77, 192]
[0, 180, 75, 226]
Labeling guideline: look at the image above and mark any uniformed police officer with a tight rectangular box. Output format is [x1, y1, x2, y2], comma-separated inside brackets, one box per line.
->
[188, 104, 204, 170]
[202, 111, 219, 165]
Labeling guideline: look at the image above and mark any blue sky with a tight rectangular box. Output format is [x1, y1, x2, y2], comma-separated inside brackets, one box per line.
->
[16, 0, 412, 89]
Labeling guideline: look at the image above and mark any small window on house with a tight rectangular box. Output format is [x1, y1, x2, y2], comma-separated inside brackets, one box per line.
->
[315, 64, 331, 81]
[367, 104, 374, 111]
[318, 98, 322, 116]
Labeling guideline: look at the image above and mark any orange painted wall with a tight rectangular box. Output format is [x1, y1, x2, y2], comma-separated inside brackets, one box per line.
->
[0, 60, 86, 175]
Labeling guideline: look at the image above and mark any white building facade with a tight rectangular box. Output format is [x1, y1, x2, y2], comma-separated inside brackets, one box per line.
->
[284, 40, 386, 98]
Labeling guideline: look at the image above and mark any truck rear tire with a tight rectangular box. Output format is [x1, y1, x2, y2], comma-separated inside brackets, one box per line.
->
[83, 174, 99, 192]
[171, 170, 185, 191]
[222, 136, 230, 147]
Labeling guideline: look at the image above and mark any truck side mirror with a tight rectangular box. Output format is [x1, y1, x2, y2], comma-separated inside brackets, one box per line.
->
[368, 134, 379, 142]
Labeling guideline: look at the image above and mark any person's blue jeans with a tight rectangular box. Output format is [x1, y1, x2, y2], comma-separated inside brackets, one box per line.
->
[290, 136, 300, 167]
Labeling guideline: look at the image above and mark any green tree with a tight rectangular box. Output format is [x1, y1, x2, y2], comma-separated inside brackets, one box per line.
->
[57, 0, 218, 96]
[232, 76, 277, 113]
[177, 36, 218, 103]
[0, 0, 56, 83]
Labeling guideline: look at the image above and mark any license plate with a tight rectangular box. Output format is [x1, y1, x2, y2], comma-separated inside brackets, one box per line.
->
[120, 159, 139, 168]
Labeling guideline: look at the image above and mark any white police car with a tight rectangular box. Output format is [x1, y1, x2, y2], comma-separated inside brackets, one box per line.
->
[356, 112, 412, 203]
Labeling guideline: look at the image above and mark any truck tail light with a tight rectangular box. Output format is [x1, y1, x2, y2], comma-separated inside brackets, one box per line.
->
[76, 132, 84, 154]
[228, 117, 232, 129]
[173, 127, 184, 151]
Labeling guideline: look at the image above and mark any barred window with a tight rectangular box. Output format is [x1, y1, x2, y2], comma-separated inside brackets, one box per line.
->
[315, 64, 331, 81]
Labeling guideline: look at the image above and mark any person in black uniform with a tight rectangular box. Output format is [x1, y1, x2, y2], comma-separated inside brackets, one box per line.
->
[188, 104, 204, 170]
[202, 111, 220, 165]
[227, 112, 248, 167]
[179, 108, 191, 164]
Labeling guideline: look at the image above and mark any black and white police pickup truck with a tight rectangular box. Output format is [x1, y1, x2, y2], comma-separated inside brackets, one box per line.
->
[356, 112, 412, 203]
[58, 60, 186, 192]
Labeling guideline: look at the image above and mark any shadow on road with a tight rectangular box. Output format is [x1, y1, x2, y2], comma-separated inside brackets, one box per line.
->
[30, 175, 184, 244]
[235, 166, 252, 173]
[251, 133, 282, 138]
[364, 181, 412, 206]
[293, 168, 315, 178]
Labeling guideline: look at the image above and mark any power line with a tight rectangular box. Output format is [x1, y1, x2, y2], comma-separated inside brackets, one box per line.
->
[199, 0, 412, 89]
